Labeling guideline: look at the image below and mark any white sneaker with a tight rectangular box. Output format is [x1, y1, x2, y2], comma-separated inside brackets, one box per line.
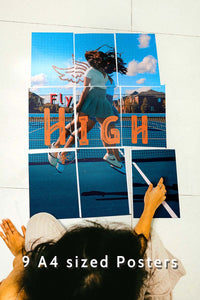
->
[103, 153, 122, 168]
[56, 162, 65, 173]
[111, 163, 126, 175]
[56, 153, 65, 173]
[48, 143, 58, 167]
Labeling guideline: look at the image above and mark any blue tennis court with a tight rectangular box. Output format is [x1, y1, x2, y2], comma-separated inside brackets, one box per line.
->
[29, 150, 129, 219]
[29, 159, 79, 219]
[132, 150, 180, 218]
[29, 113, 166, 149]
[78, 156, 129, 218]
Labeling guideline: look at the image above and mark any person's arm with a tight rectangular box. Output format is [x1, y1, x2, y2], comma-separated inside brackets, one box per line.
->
[134, 178, 166, 240]
[76, 76, 91, 112]
[0, 219, 26, 298]
[0, 254, 25, 299]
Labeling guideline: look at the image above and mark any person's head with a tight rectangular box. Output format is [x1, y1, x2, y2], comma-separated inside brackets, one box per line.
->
[84, 48, 127, 75]
[85, 50, 106, 70]
[22, 223, 146, 300]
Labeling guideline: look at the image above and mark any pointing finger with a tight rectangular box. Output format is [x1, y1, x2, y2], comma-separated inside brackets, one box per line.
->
[157, 177, 163, 186]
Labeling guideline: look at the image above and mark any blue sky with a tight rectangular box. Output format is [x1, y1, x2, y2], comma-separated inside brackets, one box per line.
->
[116, 33, 160, 86]
[31, 33, 161, 94]
[31, 32, 74, 87]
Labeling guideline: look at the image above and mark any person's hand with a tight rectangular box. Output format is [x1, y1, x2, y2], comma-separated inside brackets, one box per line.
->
[0, 219, 26, 257]
[144, 178, 166, 214]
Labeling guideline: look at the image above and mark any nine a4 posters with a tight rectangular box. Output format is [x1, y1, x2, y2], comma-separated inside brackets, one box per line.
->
[29, 33, 179, 219]
[0, 3, 199, 299]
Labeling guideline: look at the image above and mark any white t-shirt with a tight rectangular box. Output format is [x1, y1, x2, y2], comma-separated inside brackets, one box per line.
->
[138, 229, 186, 299]
[85, 67, 108, 89]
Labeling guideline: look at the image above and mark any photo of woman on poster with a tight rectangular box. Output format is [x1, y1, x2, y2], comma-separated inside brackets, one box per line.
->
[49, 47, 127, 173]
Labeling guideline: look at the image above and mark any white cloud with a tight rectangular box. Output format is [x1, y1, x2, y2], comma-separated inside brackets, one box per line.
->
[136, 78, 146, 84]
[138, 34, 151, 48]
[63, 83, 75, 89]
[30, 86, 39, 92]
[137, 86, 151, 93]
[127, 55, 157, 76]
[31, 73, 47, 86]
[125, 87, 151, 95]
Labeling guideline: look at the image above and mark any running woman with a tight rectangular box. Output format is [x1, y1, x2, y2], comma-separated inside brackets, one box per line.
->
[49, 49, 127, 173]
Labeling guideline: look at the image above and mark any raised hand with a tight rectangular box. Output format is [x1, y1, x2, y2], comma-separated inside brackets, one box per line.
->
[144, 178, 166, 214]
[0, 219, 26, 256]
[134, 178, 167, 240]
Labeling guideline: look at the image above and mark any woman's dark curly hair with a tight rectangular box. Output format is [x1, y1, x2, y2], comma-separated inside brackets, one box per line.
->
[85, 50, 106, 69]
[103, 49, 127, 75]
[85, 47, 127, 75]
[22, 223, 147, 300]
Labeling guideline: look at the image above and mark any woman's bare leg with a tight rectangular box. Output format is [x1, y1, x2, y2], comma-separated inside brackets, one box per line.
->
[112, 148, 121, 162]
[54, 118, 80, 148]
[59, 114, 96, 164]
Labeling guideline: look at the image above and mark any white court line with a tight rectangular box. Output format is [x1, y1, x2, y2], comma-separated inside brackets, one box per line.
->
[119, 149, 178, 218]
[29, 127, 44, 134]
[29, 146, 167, 154]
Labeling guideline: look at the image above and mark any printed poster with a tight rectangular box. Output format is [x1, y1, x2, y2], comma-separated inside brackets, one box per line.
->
[29, 33, 180, 219]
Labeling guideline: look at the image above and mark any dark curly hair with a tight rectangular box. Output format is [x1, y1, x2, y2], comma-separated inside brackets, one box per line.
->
[85, 47, 127, 75]
[22, 223, 147, 300]
[85, 50, 106, 69]
[103, 50, 127, 75]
